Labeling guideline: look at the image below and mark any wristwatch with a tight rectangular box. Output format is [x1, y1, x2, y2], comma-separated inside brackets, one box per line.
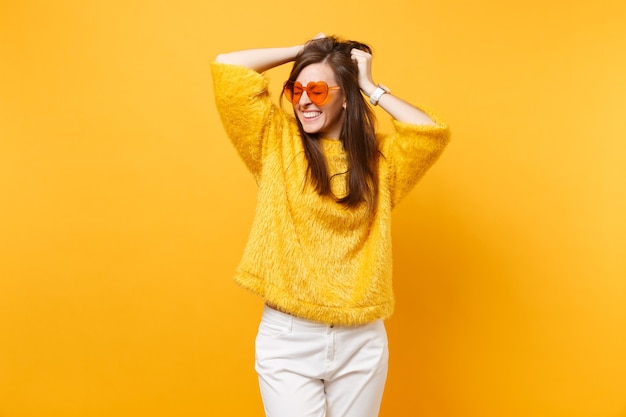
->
[369, 84, 390, 106]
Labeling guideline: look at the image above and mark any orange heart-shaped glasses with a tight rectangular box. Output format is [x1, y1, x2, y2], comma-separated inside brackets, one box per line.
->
[283, 80, 341, 105]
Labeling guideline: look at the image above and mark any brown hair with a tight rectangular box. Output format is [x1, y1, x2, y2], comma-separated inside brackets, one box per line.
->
[283, 36, 379, 208]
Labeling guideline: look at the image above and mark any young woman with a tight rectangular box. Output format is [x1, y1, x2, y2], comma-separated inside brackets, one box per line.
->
[212, 34, 450, 417]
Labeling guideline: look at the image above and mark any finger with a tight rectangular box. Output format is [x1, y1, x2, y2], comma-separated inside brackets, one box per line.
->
[351, 48, 371, 57]
[351, 48, 364, 56]
[350, 50, 368, 62]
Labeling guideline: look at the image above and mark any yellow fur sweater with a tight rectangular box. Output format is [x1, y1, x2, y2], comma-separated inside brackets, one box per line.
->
[211, 62, 450, 326]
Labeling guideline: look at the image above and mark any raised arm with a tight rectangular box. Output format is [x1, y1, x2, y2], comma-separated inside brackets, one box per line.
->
[350, 48, 438, 126]
[215, 45, 303, 73]
[214, 33, 330, 73]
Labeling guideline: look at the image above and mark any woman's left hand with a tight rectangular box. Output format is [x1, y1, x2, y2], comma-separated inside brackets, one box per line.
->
[350, 48, 377, 97]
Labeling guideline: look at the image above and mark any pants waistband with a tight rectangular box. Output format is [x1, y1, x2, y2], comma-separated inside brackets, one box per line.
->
[263, 304, 338, 329]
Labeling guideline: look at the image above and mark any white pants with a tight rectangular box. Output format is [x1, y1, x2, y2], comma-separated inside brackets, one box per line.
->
[255, 305, 389, 417]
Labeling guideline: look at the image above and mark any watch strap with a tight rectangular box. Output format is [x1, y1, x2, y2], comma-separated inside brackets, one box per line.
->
[369, 84, 390, 106]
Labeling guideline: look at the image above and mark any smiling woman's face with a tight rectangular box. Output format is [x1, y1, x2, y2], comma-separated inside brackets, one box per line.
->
[293, 62, 346, 139]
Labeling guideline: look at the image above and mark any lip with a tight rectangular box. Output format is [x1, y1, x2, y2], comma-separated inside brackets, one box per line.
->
[301, 110, 322, 121]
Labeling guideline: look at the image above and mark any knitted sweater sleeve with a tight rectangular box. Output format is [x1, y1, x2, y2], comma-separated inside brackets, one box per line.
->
[210, 62, 274, 178]
[382, 113, 451, 208]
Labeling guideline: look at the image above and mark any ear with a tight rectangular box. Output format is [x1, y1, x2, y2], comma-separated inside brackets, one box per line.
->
[342, 99, 347, 109]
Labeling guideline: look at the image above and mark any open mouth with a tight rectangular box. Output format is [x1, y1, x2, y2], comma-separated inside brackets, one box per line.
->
[302, 111, 322, 121]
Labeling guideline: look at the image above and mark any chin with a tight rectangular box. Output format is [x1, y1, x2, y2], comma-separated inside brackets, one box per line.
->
[300, 122, 323, 135]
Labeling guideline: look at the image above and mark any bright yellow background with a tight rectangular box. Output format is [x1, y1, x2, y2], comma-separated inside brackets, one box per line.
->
[1, 1, 625, 416]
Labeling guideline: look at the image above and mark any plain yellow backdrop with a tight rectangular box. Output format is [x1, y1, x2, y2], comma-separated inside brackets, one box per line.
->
[1, 1, 625, 416]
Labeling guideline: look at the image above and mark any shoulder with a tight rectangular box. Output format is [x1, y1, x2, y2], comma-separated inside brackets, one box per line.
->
[211, 62, 269, 95]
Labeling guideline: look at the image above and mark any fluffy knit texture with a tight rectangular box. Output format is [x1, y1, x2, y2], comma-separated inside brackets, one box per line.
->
[211, 62, 450, 326]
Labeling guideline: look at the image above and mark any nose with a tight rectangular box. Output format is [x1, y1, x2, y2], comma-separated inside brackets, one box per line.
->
[298, 90, 312, 105]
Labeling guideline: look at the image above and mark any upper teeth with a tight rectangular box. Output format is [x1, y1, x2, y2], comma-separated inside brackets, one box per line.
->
[304, 111, 321, 118]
